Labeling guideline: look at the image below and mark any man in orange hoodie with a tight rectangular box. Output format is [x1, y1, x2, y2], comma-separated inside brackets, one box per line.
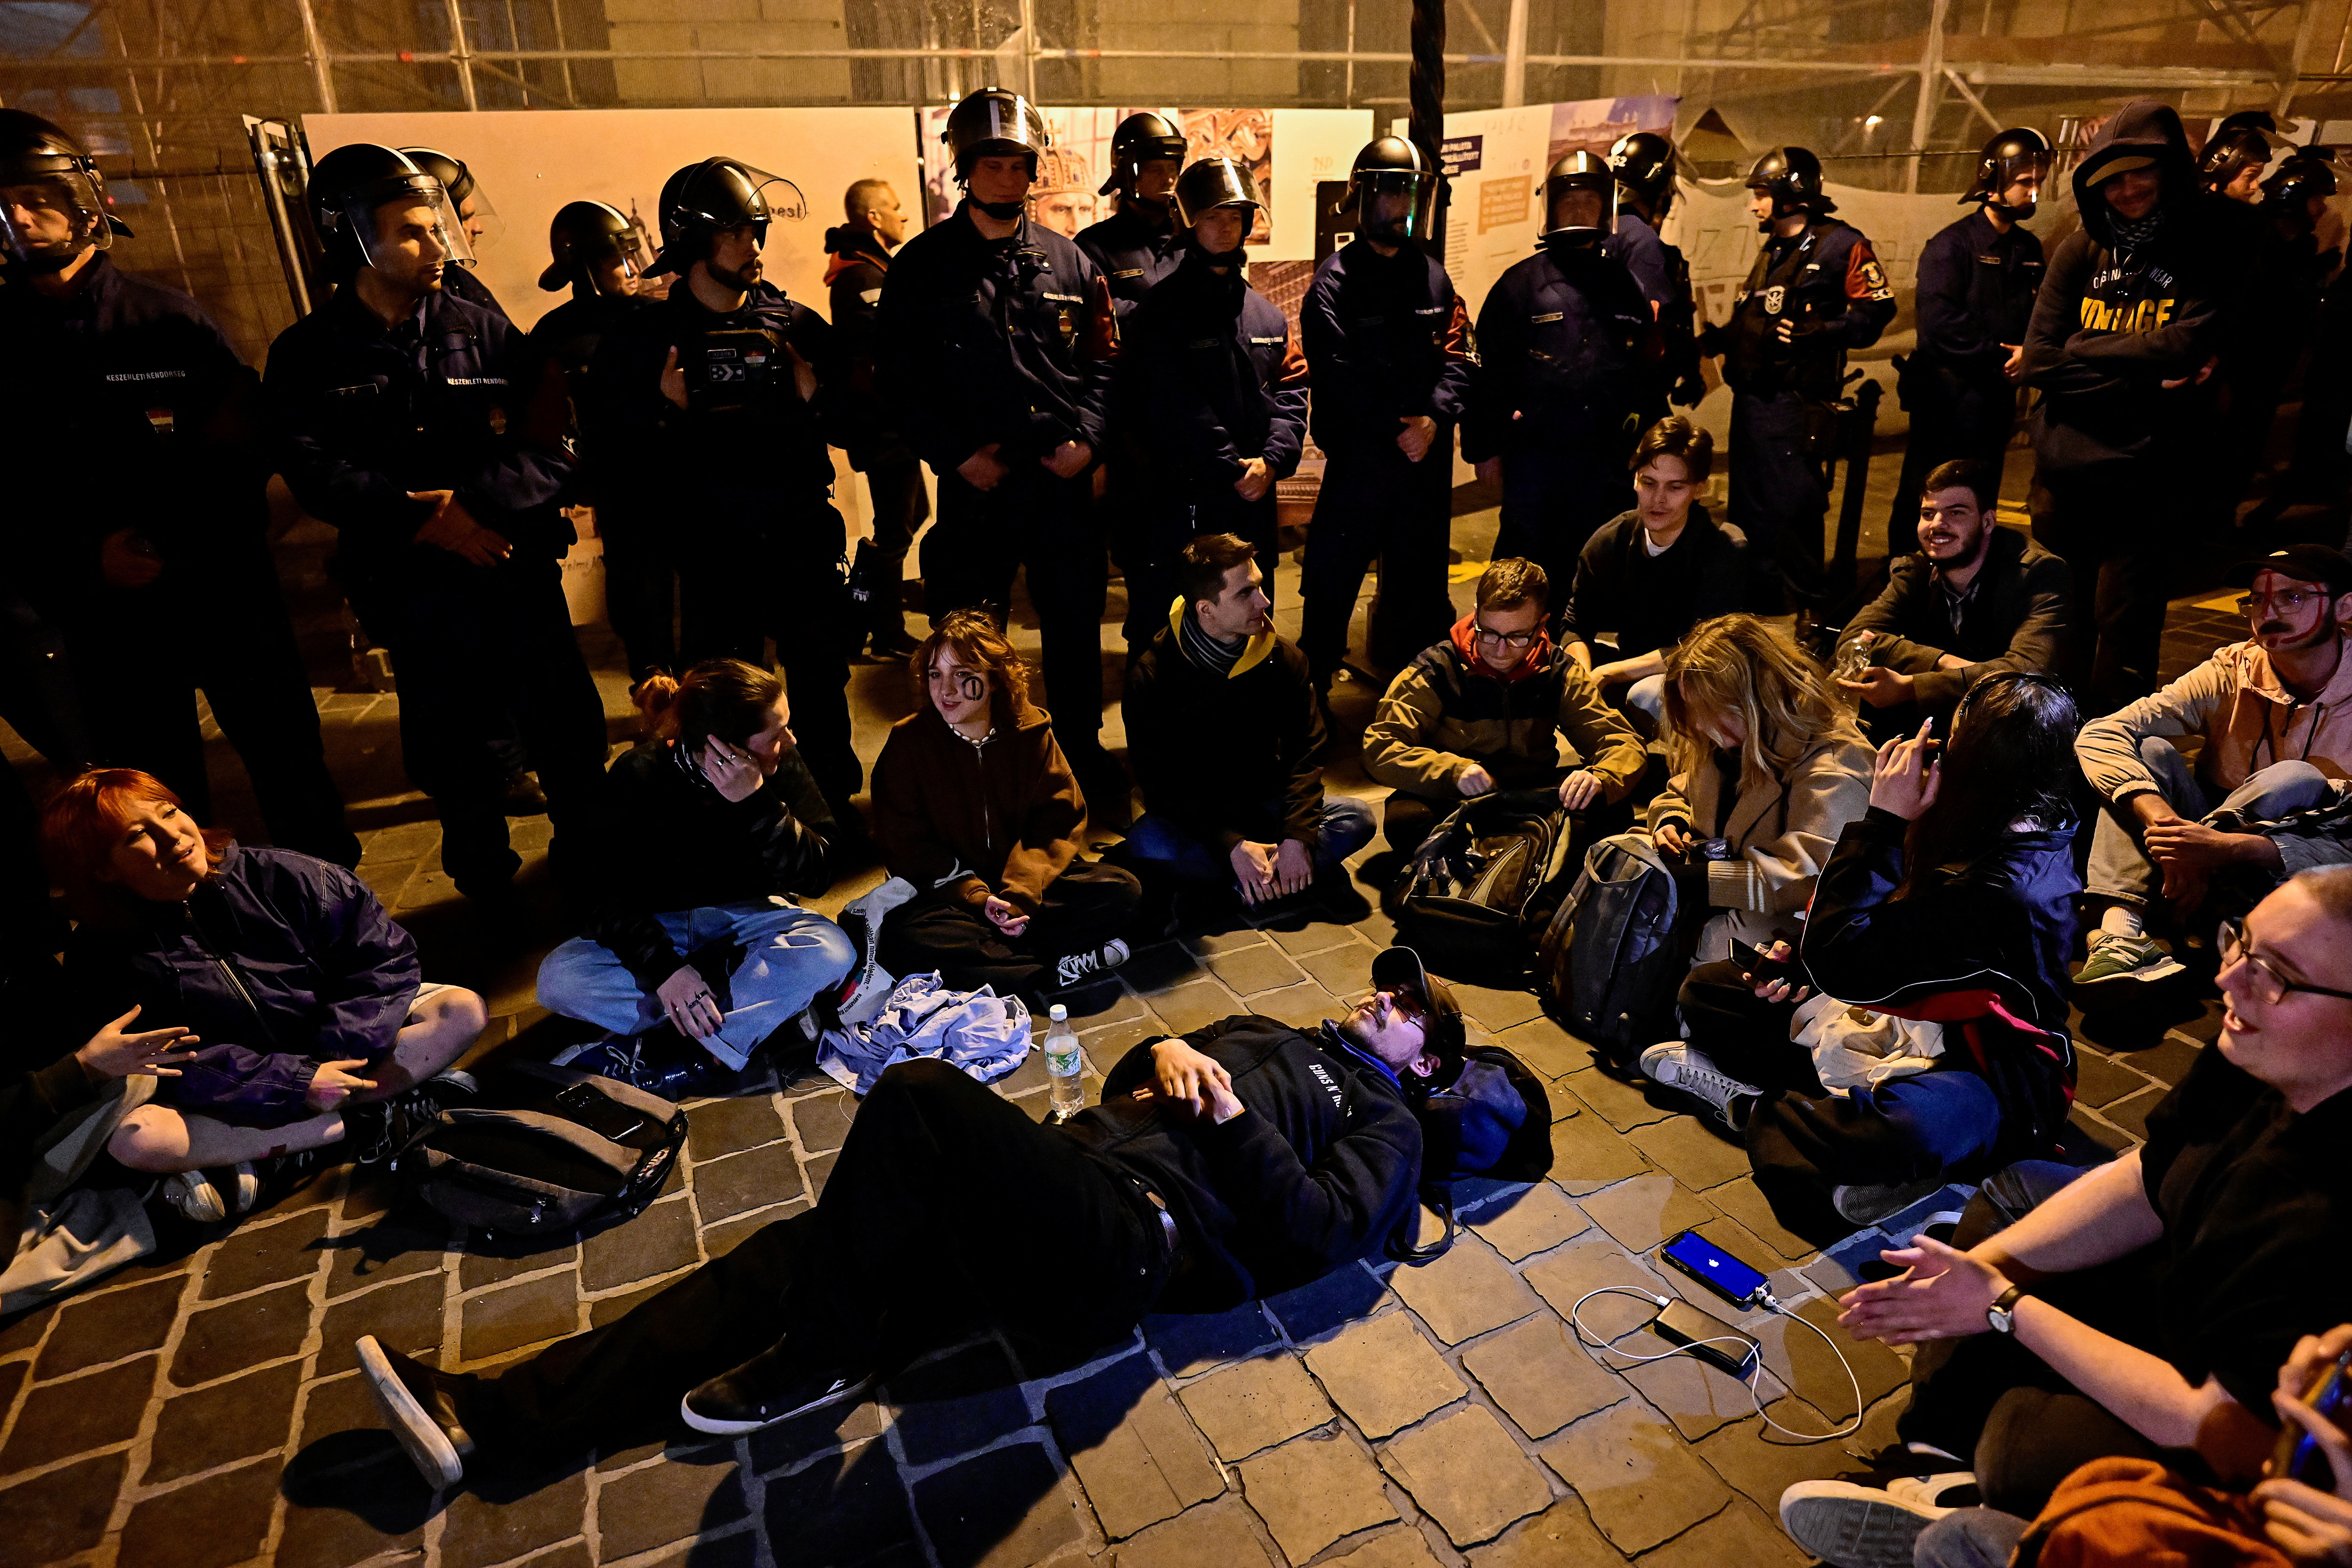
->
[2075, 544, 2352, 983]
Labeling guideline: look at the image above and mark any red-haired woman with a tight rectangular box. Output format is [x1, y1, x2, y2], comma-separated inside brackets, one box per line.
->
[46, 771, 485, 1219]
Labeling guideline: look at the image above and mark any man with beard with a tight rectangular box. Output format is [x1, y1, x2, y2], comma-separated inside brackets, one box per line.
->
[2074, 545, 2352, 984]
[1833, 459, 2071, 738]
[588, 157, 863, 828]
[824, 178, 924, 660]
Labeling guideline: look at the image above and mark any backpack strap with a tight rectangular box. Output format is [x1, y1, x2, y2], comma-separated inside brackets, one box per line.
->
[1389, 1184, 1458, 1266]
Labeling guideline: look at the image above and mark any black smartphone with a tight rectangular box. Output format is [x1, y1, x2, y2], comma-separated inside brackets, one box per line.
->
[1736, 940, 1808, 990]
[2274, 1349, 2352, 1493]
[1653, 1297, 1761, 1379]
[1661, 1228, 1773, 1309]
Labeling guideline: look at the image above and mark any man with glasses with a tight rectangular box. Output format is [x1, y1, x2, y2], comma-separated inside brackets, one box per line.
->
[353, 947, 1470, 1483]
[2074, 544, 2352, 984]
[1364, 557, 1646, 853]
[1779, 865, 2352, 1566]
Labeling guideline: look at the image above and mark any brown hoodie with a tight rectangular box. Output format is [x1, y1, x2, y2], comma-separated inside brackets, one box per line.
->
[871, 687, 1087, 915]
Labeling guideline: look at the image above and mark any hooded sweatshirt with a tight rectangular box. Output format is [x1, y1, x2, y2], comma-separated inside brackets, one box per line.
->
[2076, 634, 2352, 803]
[2023, 99, 2257, 483]
[870, 685, 1087, 915]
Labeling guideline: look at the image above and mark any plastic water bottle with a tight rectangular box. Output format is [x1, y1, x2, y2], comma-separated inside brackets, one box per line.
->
[1044, 1005, 1085, 1120]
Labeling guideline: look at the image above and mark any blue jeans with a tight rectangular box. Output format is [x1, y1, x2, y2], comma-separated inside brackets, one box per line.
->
[1122, 797, 1377, 890]
[537, 899, 857, 1069]
[2086, 737, 2329, 906]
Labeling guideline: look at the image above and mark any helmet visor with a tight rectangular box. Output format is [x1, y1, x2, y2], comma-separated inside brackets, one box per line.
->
[453, 182, 504, 252]
[1993, 147, 2055, 191]
[1545, 177, 1615, 235]
[1360, 169, 1432, 239]
[353, 177, 476, 274]
[1174, 159, 1263, 228]
[0, 164, 114, 268]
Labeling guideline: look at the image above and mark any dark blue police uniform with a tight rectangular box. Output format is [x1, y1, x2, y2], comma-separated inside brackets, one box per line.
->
[264, 284, 607, 898]
[1076, 205, 1186, 317]
[824, 226, 929, 649]
[1602, 210, 1702, 421]
[1891, 208, 2040, 548]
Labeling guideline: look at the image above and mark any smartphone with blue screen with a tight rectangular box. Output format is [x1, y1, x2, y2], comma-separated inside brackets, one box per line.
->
[2273, 1350, 2352, 1493]
[1661, 1229, 1772, 1309]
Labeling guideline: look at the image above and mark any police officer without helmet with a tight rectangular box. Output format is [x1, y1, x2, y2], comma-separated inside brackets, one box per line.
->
[0, 108, 360, 869]
[1465, 150, 1656, 623]
[1600, 130, 1706, 419]
[1703, 145, 1897, 613]
[585, 156, 864, 828]
[875, 88, 1123, 807]
[262, 143, 607, 905]
[1889, 127, 2050, 554]
[1115, 155, 1309, 651]
[1298, 136, 1474, 685]
[823, 178, 927, 662]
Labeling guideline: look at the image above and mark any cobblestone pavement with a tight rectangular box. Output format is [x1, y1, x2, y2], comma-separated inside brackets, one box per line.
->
[0, 517, 2238, 1568]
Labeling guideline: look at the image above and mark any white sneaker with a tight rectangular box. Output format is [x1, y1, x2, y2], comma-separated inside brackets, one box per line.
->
[162, 1170, 227, 1224]
[1055, 939, 1130, 989]
[224, 1162, 260, 1217]
[1638, 1042, 1763, 1131]
[1779, 1479, 1951, 1568]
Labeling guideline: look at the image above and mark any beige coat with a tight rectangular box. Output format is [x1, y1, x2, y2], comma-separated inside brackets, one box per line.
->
[1644, 717, 1875, 959]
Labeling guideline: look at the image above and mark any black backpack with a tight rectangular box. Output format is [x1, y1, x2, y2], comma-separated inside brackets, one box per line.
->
[1386, 790, 1573, 978]
[391, 1062, 688, 1240]
[1392, 1045, 1555, 1265]
[1537, 831, 1685, 1067]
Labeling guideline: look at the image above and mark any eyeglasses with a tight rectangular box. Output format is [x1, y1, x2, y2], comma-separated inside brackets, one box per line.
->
[1377, 986, 1430, 1027]
[2237, 589, 2325, 616]
[2218, 918, 2352, 1007]
[1474, 626, 1537, 651]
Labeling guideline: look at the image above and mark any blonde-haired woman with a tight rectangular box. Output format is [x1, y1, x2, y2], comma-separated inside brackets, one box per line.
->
[1646, 614, 1874, 964]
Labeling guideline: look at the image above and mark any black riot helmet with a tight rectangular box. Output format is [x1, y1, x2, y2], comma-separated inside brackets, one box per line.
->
[2199, 124, 2277, 199]
[1344, 136, 1438, 244]
[1542, 151, 1617, 244]
[1608, 130, 1677, 220]
[0, 108, 132, 272]
[1173, 155, 1262, 253]
[308, 141, 473, 279]
[1099, 111, 1187, 196]
[943, 88, 1052, 183]
[538, 199, 653, 294]
[1746, 145, 1835, 225]
[1964, 127, 2054, 217]
[646, 156, 805, 276]
[399, 146, 501, 249]
[2262, 155, 2339, 226]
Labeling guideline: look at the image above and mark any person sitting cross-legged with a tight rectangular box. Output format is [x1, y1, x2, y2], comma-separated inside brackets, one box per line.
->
[2075, 544, 2352, 986]
[1122, 532, 1376, 915]
[871, 609, 1140, 1005]
[537, 659, 856, 1097]
[1363, 556, 1647, 855]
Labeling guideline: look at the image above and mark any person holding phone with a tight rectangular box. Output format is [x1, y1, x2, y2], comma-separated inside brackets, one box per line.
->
[537, 659, 855, 1097]
[870, 610, 1139, 1003]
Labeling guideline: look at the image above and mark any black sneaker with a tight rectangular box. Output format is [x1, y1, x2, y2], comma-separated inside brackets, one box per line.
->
[565, 1033, 735, 1102]
[347, 1078, 469, 1166]
[356, 1335, 477, 1487]
[1054, 939, 1130, 990]
[680, 1337, 872, 1435]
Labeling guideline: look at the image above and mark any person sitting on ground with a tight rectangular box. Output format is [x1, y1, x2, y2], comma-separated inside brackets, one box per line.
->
[871, 609, 1140, 1003]
[47, 769, 486, 1221]
[1122, 532, 1376, 914]
[1832, 459, 2072, 736]
[1363, 557, 1648, 854]
[354, 948, 1478, 1483]
[2074, 543, 2352, 986]
[537, 659, 856, 1096]
[1561, 415, 1749, 731]
[1644, 674, 2083, 1237]
[1777, 864, 2352, 1567]
[1645, 614, 1874, 964]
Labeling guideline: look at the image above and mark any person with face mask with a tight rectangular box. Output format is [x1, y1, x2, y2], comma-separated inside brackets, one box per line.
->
[1834, 459, 2072, 737]
[2073, 545, 2352, 984]
[399, 148, 505, 319]
[262, 143, 602, 906]
[585, 156, 863, 831]
[824, 178, 925, 661]
[1702, 146, 1897, 613]
[876, 88, 1123, 812]
[2023, 99, 2259, 713]
[1076, 111, 1189, 314]
[1113, 155, 1307, 656]
[1463, 151, 1657, 614]
[1600, 129, 1705, 420]
[1888, 128, 2051, 555]
[1298, 136, 1475, 686]
[0, 109, 361, 871]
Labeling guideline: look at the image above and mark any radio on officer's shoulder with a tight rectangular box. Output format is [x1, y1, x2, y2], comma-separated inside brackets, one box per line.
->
[683, 326, 779, 413]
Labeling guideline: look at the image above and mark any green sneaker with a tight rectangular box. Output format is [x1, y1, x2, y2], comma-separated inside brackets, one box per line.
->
[2075, 932, 2185, 985]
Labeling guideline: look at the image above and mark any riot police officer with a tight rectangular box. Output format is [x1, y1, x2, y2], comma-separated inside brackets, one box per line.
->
[1888, 127, 2050, 553]
[1077, 111, 1190, 315]
[1703, 145, 1896, 611]
[824, 179, 924, 660]
[402, 147, 506, 318]
[2198, 112, 2276, 205]
[1601, 129, 1703, 420]
[2225, 154, 2340, 508]
[263, 143, 604, 903]
[587, 157, 861, 820]
[1116, 156, 1308, 646]
[876, 88, 1120, 796]
[1298, 136, 1473, 683]
[1466, 151, 1654, 618]
[0, 108, 358, 865]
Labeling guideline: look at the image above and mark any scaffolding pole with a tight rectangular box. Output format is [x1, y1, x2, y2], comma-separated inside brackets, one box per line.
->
[1502, 0, 1529, 107]
[1907, 0, 1951, 192]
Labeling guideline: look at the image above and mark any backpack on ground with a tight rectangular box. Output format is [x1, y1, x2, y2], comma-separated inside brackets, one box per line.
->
[1391, 1044, 1555, 1265]
[392, 1061, 688, 1240]
[1386, 790, 1573, 978]
[1537, 830, 1684, 1066]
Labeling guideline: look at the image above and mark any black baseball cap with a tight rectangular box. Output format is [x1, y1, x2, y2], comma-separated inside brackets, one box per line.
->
[2225, 544, 2352, 597]
[1370, 946, 1466, 1061]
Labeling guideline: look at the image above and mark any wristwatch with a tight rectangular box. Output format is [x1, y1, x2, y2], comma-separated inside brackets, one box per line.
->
[1986, 1284, 2027, 1335]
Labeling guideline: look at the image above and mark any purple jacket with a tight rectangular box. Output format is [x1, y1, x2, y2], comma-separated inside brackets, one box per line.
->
[64, 845, 421, 1128]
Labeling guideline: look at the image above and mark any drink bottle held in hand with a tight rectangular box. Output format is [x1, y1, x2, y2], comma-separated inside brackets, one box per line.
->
[1045, 1005, 1085, 1120]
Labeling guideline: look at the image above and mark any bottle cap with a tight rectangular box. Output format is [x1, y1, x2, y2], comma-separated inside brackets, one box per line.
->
[1049, 1004, 1068, 1021]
